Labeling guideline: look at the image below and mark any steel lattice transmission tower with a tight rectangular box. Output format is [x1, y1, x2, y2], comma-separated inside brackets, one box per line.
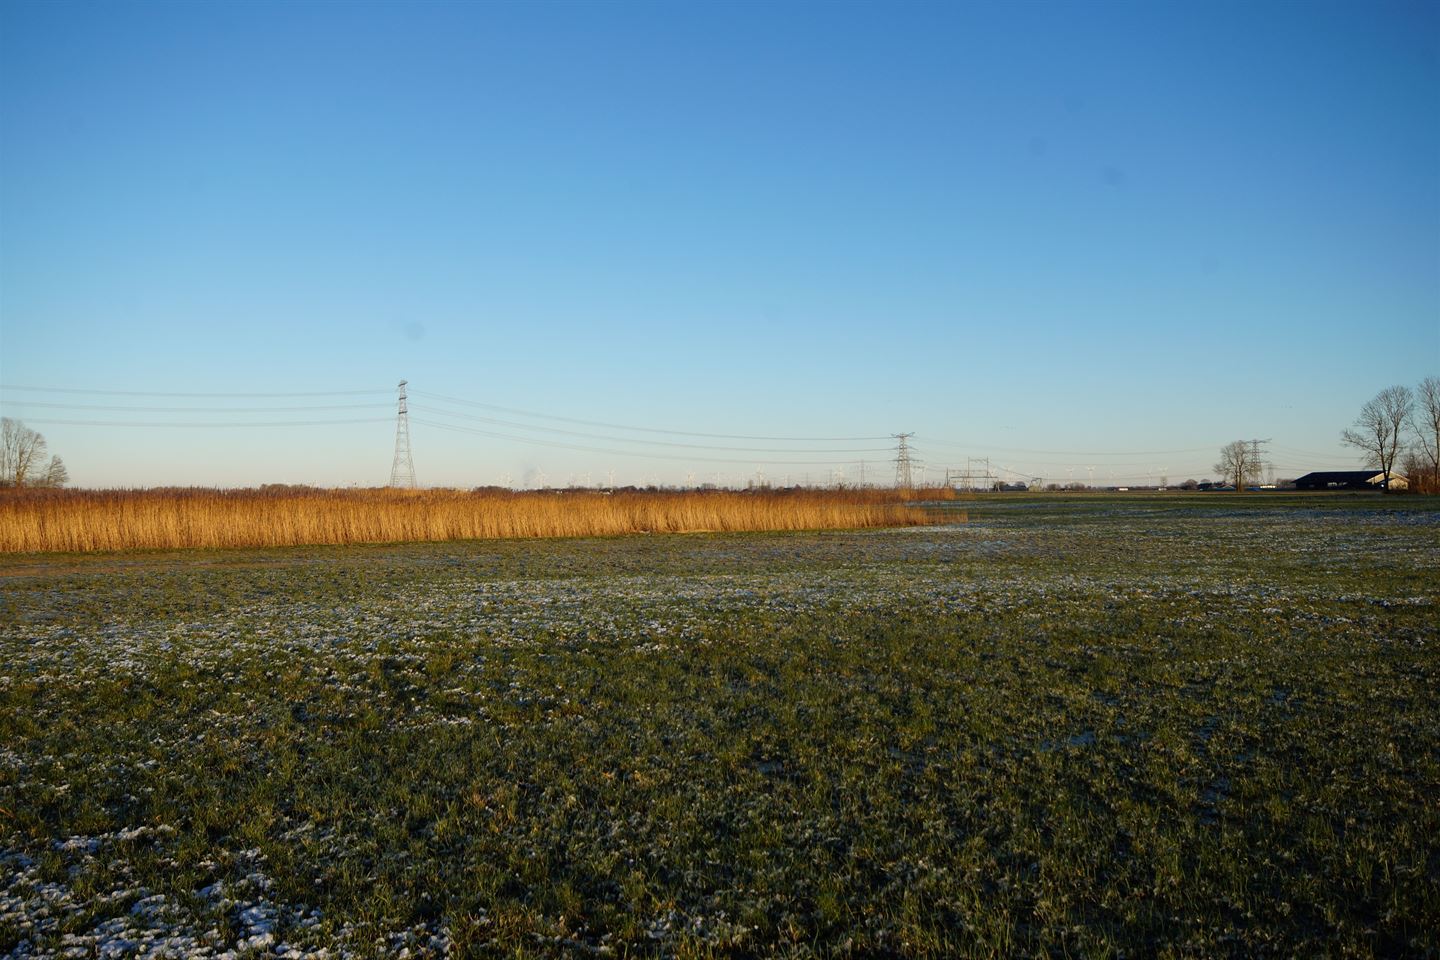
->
[389, 379, 416, 488]
[893, 433, 915, 490]
[1247, 438, 1271, 489]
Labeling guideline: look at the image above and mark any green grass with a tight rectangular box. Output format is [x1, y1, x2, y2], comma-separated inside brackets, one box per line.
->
[2, 494, 1437, 957]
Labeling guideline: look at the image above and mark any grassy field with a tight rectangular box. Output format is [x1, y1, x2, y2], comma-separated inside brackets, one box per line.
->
[2, 493, 1437, 957]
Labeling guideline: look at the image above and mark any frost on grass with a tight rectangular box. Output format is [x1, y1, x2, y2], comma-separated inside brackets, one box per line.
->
[2, 499, 1438, 957]
[1, 842, 332, 959]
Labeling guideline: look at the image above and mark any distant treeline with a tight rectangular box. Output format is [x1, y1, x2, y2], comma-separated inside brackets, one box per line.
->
[0, 486, 949, 553]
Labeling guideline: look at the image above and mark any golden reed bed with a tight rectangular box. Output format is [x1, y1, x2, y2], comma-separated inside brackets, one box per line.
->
[0, 487, 946, 553]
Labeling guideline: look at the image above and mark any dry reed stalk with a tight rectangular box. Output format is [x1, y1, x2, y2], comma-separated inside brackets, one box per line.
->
[0, 487, 938, 554]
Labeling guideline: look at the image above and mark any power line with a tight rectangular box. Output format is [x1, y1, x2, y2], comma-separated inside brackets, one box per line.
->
[6, 400, 393, 413]
[5, 403, 891, 458]
[6, 384, 887, 448]
[0, 383, 1230, 455]
[411, 417, 878, 466]
[411, 404, 893, 455]
[1, 384, 390, 398]
[412, 389, 890, 442]
[910, 440, 1215, 460]
[954, 457, 1211, 469]
[10, 380, 1328, 483]
[1270, 444, 1351, 459]
[12, 417, 392, 428]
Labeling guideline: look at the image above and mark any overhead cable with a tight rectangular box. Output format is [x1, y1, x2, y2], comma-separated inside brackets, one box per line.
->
[14, 417, 393, 428]
[412, 389, 891, 442]
[410, 404, 892, 455]
[916, 435, 1218, 457]
[1270, 444, 1351, 459]
[410, 418, 881, 466]
[7, 400, 393, 413]
[1, 384, 391, 398]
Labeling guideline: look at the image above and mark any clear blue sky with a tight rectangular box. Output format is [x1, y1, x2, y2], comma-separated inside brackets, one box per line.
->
[2, 0, 1437, 487]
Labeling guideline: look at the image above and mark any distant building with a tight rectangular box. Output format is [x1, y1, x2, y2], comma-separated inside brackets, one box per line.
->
[1292, 471, 1407, 491]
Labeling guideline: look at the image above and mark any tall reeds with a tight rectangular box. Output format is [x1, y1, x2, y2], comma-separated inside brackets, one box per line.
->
[0, 487, 940, 553]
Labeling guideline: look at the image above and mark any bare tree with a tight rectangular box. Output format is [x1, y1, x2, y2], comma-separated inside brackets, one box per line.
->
[1214, 440, 1256, 491]
[36, 455, 69, 489]
[1411, 375, 1440, 491]
[1, 417, 47, 487]
[0, 418, 69, 489]
[1341, 385, 1413, 490]
[1401, 448, 1430, 493]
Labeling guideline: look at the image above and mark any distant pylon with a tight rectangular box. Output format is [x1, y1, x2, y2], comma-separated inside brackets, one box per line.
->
[389, 379, 416, 488]
[893, 433, 914, 490]
[1247, 438, 1271, 490]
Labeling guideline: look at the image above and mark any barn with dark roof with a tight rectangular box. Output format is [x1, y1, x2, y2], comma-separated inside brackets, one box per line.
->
[1292, 471, 1407, 491]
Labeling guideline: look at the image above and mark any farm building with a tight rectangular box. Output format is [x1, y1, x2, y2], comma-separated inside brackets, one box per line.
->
[1292, 470, 1408, 491]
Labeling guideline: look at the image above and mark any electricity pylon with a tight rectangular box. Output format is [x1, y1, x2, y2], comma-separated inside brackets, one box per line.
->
[893, 433, 915, 490]
[389, 379, 416, 488]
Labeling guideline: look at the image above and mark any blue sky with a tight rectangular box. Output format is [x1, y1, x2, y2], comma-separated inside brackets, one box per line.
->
[2, 0, 1437, 487]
